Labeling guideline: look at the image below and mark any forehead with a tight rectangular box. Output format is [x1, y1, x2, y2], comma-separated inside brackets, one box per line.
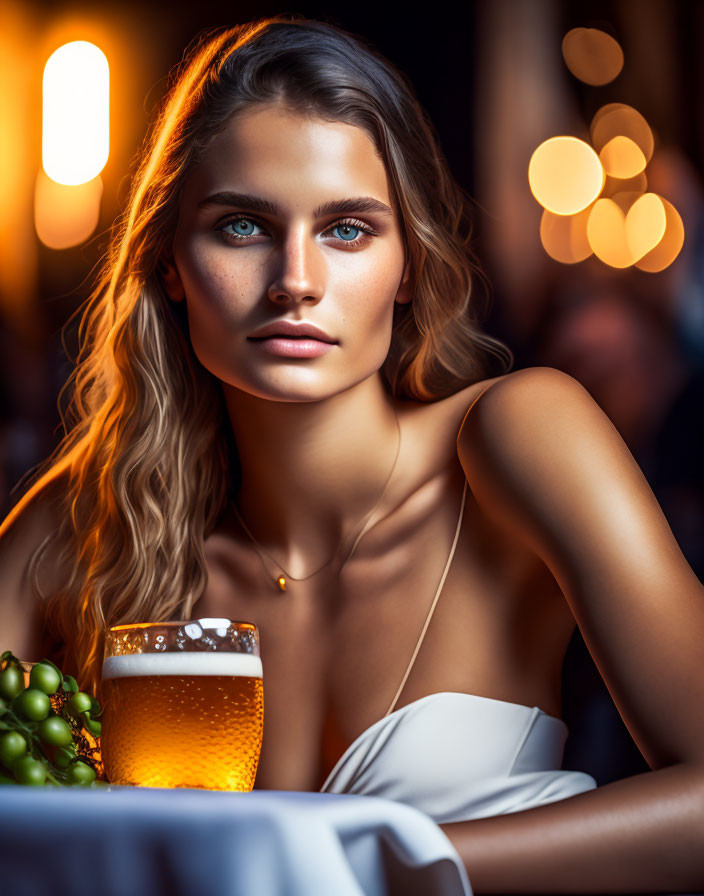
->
[181, 104, 392, 210]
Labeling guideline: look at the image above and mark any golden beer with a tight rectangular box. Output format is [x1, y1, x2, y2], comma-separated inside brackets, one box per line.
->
[101, 624, 263, 791]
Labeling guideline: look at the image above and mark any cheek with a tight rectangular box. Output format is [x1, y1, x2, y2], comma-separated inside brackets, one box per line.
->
[361, 268, 400, 322]
[180, 247, 238, 315]
[175, 251, 253, 375]
[341, 271, 399, 362]
[180, 238, 265, 321]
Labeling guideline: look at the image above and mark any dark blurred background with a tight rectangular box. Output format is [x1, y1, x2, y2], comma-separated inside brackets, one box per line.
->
[1, 0, 702, 787]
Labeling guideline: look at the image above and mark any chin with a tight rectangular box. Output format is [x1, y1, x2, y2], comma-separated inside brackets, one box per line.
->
[199, 339, 390, 404]
[222, 370, 356, 404]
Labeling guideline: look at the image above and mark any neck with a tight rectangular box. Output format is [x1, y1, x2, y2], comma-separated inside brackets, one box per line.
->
[222, 374, 401, 578]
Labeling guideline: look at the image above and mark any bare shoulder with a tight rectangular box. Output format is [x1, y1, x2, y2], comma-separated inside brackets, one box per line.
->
[0, 474, 68, 553]
[456, 365, 604, 457]
[0, 475, 70, 659]
[455, 364, 646, 556]
[397, 373, 510, 450]
[456, 364, 610, 477]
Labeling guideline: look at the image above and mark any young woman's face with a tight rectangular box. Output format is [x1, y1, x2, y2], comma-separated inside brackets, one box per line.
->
[165, 102, 412, 403]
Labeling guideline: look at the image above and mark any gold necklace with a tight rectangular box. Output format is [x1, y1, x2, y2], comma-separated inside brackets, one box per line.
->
[231, 408, 401, 591]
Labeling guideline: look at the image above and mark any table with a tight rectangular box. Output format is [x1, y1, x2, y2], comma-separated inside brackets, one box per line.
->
[0, 785, 473, 896]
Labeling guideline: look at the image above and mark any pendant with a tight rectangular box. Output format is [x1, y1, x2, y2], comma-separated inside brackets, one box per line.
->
[277, 575, 287, 592]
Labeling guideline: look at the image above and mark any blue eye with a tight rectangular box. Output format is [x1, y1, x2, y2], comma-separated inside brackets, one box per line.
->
[332, 222, 361, 242]
[221, 218, 262, 239]
[217, 214, 376, 247]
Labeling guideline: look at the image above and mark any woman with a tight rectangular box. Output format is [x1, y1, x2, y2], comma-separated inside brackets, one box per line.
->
[1, 14, 702, 892]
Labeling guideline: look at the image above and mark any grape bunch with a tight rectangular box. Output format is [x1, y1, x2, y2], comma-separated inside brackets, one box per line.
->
[0, 651, 103, 787]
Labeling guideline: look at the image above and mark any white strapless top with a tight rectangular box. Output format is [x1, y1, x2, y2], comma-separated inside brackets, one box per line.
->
[319, 691, 597, 824]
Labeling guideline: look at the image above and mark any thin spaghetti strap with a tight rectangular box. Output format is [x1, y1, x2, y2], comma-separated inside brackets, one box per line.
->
[382, 479, 469, 719]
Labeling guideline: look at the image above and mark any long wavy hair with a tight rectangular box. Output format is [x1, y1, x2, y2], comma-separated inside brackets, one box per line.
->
[2, 14, 512, 695]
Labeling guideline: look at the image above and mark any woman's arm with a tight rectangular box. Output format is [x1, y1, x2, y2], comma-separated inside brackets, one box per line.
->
[452, 366, 704, 894]
[440, 764, 703, 893]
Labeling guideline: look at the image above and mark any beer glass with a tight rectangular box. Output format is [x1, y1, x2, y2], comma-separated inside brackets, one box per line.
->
[101, 618, 263, 790]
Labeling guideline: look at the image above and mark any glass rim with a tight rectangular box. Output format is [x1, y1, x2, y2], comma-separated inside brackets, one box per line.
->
[106, 618, 257, 633]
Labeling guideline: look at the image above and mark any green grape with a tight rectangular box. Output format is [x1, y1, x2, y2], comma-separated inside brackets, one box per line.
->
[29, 662, 61, 696]
[0, 665, 24, 701]
[13, 755, 47, 786]
[66, 761, 96, 786]
[53, 744, 77, 769]
[0, 654, 103, 788]
[68, 692, 92, 714]
[0, 731, 27, 766]
[38, 716, 73, 747]
[83, 717, 101, 737]
[12, 688, 51, 722]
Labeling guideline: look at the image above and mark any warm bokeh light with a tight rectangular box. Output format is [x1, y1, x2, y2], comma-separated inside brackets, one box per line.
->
[587, 198, 635, 268]
[42, 40, 109, 185]
[528, 136, 605, 215]
[634, 197, 685, 272]
[601, 171, 648, 199]
[591, 102, 624, 131]
[540, 206, 593, 264]
[591, 104, 654, 166]
[0, 2, 39, 324]
[624, 193, 667, 261]
[528, 28, 682, 274]
[586, 193, 674, 269]
[608, 191, 643, 214]
[34, 169, 103, 249]
[599, 135, 647, 179]
[561, 27, 624, 86]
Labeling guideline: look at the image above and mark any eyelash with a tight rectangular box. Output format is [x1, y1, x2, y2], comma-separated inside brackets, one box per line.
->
[217, 214, 377, 247]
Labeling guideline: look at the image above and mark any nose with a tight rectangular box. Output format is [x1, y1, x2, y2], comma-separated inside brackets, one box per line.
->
[267, 229, 325, 306]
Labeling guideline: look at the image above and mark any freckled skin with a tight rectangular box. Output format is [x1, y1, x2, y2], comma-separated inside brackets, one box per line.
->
[166, 103, 411, 403]
[134, 103, 704, 890]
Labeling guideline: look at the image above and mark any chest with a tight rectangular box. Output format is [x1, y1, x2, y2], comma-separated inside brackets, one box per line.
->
[193, 471, 575, 791]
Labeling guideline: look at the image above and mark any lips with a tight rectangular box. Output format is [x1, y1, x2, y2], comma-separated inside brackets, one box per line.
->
[247, 320, 337, 343]
[248, 332, 320, 342]
[248, 337, 336, 359]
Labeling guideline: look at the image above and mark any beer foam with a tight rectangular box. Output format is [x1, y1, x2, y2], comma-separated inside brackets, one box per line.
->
[102, 652, 263, 680]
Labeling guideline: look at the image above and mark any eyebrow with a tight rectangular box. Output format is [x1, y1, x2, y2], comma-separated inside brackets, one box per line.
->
[197, 191, 393, 218]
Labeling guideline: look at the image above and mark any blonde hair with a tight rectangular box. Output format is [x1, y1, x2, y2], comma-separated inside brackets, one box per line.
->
[3, 14, 512, 695]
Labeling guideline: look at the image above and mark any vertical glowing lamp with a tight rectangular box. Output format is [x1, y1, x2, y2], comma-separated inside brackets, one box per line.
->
[42, 41, 109, 186]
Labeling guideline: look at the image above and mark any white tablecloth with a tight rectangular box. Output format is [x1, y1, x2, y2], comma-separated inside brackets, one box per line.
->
[0, 785, 472, 896]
